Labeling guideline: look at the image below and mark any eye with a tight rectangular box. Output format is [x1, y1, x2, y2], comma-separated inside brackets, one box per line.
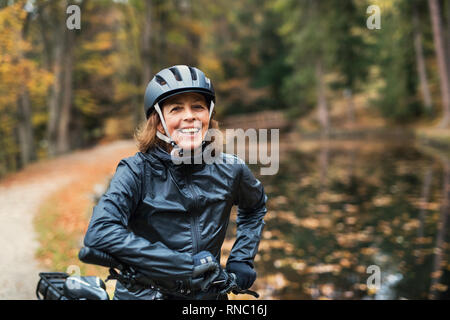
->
[170, 106, 181, 112]
[193, 104, 206, 110]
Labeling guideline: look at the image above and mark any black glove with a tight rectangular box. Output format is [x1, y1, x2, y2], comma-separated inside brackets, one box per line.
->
[192, 251, 221, 292]
[226, 262, 256, 290]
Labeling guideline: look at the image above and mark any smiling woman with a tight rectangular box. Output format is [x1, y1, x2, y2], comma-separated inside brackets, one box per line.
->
[83, 65, 267, 300]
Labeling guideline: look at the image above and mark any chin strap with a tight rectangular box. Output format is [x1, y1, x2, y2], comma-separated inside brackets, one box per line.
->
[154, 102, 176, 147]
[154, 100, 215, 157]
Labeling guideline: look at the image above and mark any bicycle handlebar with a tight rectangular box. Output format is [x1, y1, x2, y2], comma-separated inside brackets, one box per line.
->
[78, 247, 259, 298]
[78, 247, 122, 269]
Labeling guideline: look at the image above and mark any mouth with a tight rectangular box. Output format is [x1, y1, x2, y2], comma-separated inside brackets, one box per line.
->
[177, 127, 201, 135]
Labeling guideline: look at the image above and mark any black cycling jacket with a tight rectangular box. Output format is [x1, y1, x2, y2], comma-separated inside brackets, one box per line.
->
[83, 145, 267, 299]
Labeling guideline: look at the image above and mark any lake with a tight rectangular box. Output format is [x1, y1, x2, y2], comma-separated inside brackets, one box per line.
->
[226, 137, 450, 300]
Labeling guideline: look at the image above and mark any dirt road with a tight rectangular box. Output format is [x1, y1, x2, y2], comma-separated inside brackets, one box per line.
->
[0, 140, 137, 299]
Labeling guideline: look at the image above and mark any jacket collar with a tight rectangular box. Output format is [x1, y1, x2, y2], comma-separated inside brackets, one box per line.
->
[146, 145, 207, 173]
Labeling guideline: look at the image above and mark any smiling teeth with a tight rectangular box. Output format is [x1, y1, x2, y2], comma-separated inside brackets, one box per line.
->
[180, 128, 200, 133]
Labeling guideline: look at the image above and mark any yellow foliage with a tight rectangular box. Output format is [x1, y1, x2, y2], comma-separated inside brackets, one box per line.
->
[77, 54, 117, 78]
[82, 32, 114, 52]
[74, 89, 101, 116]
[0, 1, 52, 111]
[199, 54, 224, 81]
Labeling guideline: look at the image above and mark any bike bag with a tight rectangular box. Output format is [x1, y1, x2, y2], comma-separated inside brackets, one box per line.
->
[36, 272, 69, 300]
[36, 272, 109, 300]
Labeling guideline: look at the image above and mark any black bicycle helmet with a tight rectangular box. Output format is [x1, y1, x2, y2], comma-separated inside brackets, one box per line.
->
[144, 65, 215, 119]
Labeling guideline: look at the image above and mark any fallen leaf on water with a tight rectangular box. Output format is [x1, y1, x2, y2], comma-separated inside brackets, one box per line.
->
[361, 247, 378, 256]
[263, 230, 272, 239]
[344, 204, 358, 213]
[298, 216, 333, 229]
[431, 270, 443, 279]
[402, 219, 420, 232]
[345, 216, 357, 225]
[413, 237, 433, 245]
[373, 196, 392, 207]
[344, 291, 354, 298]
[273, 195, 288, 206]
[336, 232, 371, 247]
[367, 287, 377, 295]
[320, 284, 334, 297]
[316, 204, 330, 213]
[356, 265, 366, 273]
[339, 258, 352, 268]
[306, 264, 341, 274]
[430, 283, 448, 292]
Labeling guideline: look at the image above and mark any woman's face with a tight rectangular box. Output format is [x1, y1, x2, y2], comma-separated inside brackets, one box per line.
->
[158, 92, 210, 151]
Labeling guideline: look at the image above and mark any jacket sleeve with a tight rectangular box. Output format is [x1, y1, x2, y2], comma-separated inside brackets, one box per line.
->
[227, 159, 268, 268]
[83, 156, 193, 280]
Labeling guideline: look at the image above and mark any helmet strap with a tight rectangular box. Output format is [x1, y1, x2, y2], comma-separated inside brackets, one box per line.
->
[154, 102, 177, 147]
[209, 100, 215, 120]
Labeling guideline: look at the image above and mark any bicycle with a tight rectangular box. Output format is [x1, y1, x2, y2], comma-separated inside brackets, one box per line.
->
[36, 247, 259, 300]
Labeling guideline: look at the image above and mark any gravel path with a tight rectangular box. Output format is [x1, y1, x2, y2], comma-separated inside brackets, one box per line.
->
[0, 140, 136, 299]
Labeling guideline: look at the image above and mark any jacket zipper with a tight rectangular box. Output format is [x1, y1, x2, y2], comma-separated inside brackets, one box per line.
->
[186, 167, 200, 254]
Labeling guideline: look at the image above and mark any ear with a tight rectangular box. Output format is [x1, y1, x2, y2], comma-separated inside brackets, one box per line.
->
[156, 122, 164, 133]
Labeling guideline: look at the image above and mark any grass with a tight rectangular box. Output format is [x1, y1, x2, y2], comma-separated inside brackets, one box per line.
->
[34, 179, 115, 296]
[32, 141, 138, 298]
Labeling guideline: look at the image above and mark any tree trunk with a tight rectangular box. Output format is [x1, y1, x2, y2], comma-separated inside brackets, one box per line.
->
[319, 140, 329, 190]
[413, 3, 433, 111]
[417, 167, 433, 265]
[316, 59, 329, 136]
[446, 0, 450, 87]
[16, 87, 36, 165]
[179, 0, 198, 66]
[36, 1, 53, 70]
[429, 157, 449, 299]
[56, 28, 74, 154]
[43, 0, 79, 156]
[428, 0, 450, 128]
[46, 28, 65, 157]
[139, 0, 152, 125]
[16, 11, 36, 166]
[157, 0, 168, 67]
[343, 88, 355, 126]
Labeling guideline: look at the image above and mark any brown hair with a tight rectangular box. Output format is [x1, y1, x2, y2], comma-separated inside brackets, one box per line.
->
[134, 109, 220, 154]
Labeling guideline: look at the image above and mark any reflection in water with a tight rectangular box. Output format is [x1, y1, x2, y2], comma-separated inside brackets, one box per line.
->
[418, 167, 433, 242]
[225, 140, 450, 300]
[374, 272, 403, 300]
[429, 157, 449, 299]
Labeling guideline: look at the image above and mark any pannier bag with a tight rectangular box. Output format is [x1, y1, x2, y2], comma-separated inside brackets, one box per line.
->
[36, 272, 109, 300]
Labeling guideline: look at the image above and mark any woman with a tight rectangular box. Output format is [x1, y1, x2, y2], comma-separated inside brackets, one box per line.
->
[83, 65, 267, 300]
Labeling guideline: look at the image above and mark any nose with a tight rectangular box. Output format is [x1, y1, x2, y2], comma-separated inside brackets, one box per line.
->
[182, 106, 196, 121]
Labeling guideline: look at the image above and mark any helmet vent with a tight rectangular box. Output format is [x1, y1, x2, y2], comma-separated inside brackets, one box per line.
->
[155, 75, 167, 86]
[188, 66, 198, 81]
[169, 67, 182, 81]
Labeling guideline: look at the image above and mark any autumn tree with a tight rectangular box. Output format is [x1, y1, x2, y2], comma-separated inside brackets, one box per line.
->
[0, 1, 51, 173]
[428, 0, 450, 128]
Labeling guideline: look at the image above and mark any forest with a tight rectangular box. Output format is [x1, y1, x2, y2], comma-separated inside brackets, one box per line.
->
[0, 0, 449, 176]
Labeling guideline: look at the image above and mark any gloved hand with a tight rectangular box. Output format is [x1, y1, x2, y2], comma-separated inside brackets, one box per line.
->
[192, 251, 221, 292]
[226, 262, 256, 290]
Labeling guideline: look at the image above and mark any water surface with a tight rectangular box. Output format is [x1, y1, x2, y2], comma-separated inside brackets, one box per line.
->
[227, 139, 450, 300]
